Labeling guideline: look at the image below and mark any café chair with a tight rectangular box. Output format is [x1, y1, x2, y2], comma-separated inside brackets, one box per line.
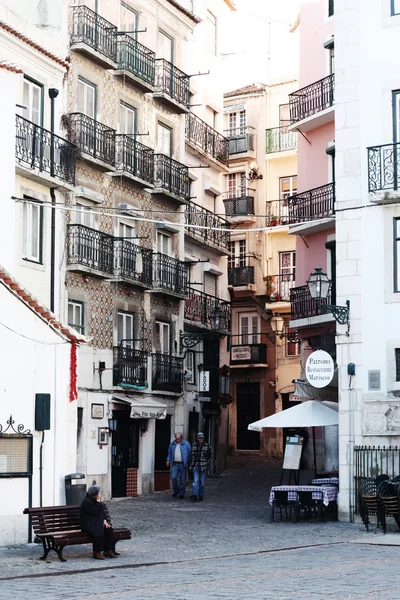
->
[294, 490, 325, 523]
[270, 491, 295, 523]
[360, 479, 382, 531]
[377, 481, 400, 534]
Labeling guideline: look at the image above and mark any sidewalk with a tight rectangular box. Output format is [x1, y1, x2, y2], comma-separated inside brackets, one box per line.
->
[0, 464, 371, 580]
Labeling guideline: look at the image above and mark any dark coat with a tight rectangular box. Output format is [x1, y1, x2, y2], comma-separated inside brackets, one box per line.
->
[189, 441, 213, 473]
[80, 496, 106, 537]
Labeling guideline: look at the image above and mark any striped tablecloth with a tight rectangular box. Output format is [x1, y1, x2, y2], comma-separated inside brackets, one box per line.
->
[269, 485, 338, 507]
[311, 477, 339, 486]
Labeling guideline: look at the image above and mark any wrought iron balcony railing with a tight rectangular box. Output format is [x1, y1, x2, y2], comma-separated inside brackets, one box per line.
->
[154, 59, 190, 108]
[265, 199, 291, 227]
[230, 333, 268, 365]
[152, 353, 184, 393]
[113, 347, 148, 388]
[115, 135, 154, 184]
[70, 5, 117, 62]
[223, 126, 255, 155]
[15, 115, 76, 185]
[113, 239, 153, 286]
[185, 113, 229, 165]
[266, 126, 298, 154]
[367, 142, 400, 193]
[67, 224, 114, 275]
[153, 154, 190, 201]
[184, 202, 230, 251]
[290, 285, 332, 320]
[289, 74, 335, 124]
[288, 182, 335, 223]
[116, 35, 155, 87]
[228, 265, 255, 287]
[184, 288, 231, 331]
[67, 113, 116, 166]
[265, 273, 295, 303]
[222, 189, 255, 216]
[153, 252, 189, 296]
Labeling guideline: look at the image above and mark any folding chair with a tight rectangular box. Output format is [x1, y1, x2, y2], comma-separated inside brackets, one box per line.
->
[294, 490, 325, 523]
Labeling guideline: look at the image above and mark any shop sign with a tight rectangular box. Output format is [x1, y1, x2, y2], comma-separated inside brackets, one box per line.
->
[231, 346, 251, 361]
[305, 349, 335, 389]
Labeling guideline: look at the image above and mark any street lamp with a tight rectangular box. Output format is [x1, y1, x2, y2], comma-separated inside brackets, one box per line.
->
[270, 313, 299, 343]
[180, 304, 227, 351]
[306, 267, 350, 327]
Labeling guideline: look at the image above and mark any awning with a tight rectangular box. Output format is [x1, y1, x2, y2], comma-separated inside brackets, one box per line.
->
[112, 394, 167, 420]
[293, 379, 338, 404]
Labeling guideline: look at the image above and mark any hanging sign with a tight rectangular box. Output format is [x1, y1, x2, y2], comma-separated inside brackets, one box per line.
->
[305, 349, 335, 388]
[199, 370, 210, 392]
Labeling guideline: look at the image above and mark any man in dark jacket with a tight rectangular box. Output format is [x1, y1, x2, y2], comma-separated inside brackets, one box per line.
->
[80, 485, 117, 559]
[189, 432, 213, 501]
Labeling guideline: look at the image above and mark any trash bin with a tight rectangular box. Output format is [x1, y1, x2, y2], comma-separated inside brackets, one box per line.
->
[65, 473, 86, 505]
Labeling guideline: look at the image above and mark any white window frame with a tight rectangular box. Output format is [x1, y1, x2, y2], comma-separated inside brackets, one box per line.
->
[158, 29, 174, 63]
[227, 172, 246, 198]
[280, 175, 297, 200]
[228, 239, 246, 268]
[22, 199, 43, 263]
[185, 350, 196, 384]
[23, 77, 42, 126]
[119, 220, 137, 241]
[157, 122, 172, 156]
[157, 231, 173, 256]
[77, 78, 96, 118]
[238, 313, 260, 345]
[206, 10, 217, 54]
[155, 321, 170, 354]
[120, 2, 138, 37]
[68, 300, 84, 334]
[74, 200, 96, 228]
[120, 101, 136, 135]
[393, 0, 400, 15]
[117, 311, 135, 348]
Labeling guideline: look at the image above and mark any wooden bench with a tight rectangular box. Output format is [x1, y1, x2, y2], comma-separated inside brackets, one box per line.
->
[23, 504, 131, 562]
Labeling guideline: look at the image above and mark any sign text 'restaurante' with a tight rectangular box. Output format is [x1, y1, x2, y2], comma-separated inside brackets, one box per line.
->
[305, 350, 334, 389]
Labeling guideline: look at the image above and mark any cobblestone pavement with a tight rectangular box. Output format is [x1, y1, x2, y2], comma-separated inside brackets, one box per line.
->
[1, 464, 399, 599]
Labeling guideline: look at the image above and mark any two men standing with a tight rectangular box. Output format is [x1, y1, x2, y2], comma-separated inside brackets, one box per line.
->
[166, 432, 213, 501]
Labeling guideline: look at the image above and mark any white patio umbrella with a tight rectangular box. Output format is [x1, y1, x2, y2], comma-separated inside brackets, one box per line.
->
[248, 400, 338, 476]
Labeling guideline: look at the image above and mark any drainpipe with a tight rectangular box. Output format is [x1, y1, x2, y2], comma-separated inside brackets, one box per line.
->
[48, 88, 59, 313]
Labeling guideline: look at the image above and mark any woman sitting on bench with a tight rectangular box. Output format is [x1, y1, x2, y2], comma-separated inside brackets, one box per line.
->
[80, 485, 118, 560]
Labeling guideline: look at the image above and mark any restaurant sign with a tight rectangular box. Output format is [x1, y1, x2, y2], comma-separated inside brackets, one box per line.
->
[231, 346, 251, 361]
[305, 349, 335, 389]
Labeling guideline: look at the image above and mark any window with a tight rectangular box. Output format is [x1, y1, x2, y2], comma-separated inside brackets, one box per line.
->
[185, 350, 195, 384]
[158, 30, 174, 63]
[392, 0, 400, 15]
[120, 2, 138, 37]
[155, 321, 170, 354]
[157, 122, 172, 156]
[228, 110, 246, 135]
[239, 313, 259, 345]
[120, 101, 136, 135]
[396, 349, 400, 381]
[77, 78, 96, 118]
[157, 231, 173, 256]
[23, 77, 43, 125]
[329, 45, 335, 75]
[227, 172, 246, 197]
[286, 328, 300, 357]
[74, 201, 96, 228]
[280, 175, 297, 200]
[206, 11, 217, 54]
[119, 221, 136, 240]
[279, 251, 296, 299]
[117, 311, 135, 348]
[22, 197, 43, 263]
[393, 90, 400, 144]
[68, 300, 84, 334]
[394, 218, 400, 292]
[204, 272, 217, 297]
[228, 239, 246, 268]
[328, 0, 334, 17]
[279, 104, 290, 126]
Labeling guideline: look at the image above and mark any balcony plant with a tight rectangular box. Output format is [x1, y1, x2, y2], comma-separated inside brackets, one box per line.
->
[269, 214, 278, 227]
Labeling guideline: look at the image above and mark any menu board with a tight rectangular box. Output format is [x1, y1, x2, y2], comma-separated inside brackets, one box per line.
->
[282, 436, 303, 471]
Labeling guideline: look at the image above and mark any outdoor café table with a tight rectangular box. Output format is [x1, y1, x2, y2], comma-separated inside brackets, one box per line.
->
[311, 477, 339, 486]
[269, 485, 338, 507]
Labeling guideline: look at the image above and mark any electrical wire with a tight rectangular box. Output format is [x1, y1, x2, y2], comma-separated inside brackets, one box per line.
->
[0, 320, 69, 345]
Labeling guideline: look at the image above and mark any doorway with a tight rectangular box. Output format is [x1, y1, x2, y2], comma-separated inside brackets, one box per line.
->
[236, 382, 260, 450]
[154, 415, 171, 491]
[111, 411, 139, 497]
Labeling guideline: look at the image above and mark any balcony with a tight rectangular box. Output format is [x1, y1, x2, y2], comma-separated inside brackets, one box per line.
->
[265, 274, 295, 303]
[152, 354, 184, 393]
[288, 182, 335, 226]
[67, 113, 116, 169]
[224, 126, 255, 157]
[228, 266, 255, 287]
[152, 253, 188, 298]
[184, 202, 230, 254]
[70, 5, 117, 68]
[153, 59, 190, 113]
[230, 334, 268, 367]
[184, 288, 231, 332]
[185, 113, 229, 169]
[15, 115, 76, 188]
[223, 189, 255, 220]
[113, 240, 153, 287]
[266, 126, 298, 155]
[67, 224, 114, 276]
[153, 154, 190, 203]
[114, 35, 155, 92]
[368, 142, 400, 196]
[289, 74, 335, 133]
[114, 136, 154, 186]
[265, 199, 290, 227]
[113, 347, 148, 388]
[290, 285, 332, 321]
